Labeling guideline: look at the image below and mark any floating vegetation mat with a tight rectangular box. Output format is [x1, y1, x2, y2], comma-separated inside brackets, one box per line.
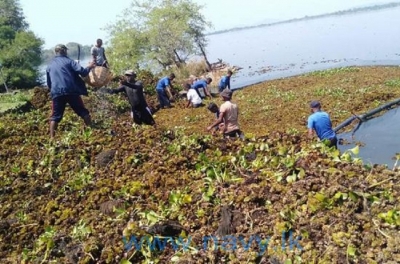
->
[1, 66, 400, 263]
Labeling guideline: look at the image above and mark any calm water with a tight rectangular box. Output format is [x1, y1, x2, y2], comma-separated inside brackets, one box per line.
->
[338, 108, 400, 166]
[204, 6, 400, 165]
[206, 6, 400, 89]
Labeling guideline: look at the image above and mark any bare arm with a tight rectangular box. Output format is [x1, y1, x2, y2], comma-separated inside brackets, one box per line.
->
[166, 86, 173, 99]
[308, 128, 314, 138]
[207, 111, 225, 131]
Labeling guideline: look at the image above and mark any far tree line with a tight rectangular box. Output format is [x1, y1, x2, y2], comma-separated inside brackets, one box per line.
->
[0, 0, 213, 92]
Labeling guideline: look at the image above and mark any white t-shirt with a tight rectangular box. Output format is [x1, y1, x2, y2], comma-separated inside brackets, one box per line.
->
[187, 89, 202, 105]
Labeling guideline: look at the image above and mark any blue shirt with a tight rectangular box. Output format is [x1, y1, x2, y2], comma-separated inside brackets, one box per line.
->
[192, 79, 207, 89]
[156, 77, 171, 91]
[307, 111, 336, 140]
[219, 75, 230, 89]
[46, 55, 91, 99]
[191, 79, 208, 98]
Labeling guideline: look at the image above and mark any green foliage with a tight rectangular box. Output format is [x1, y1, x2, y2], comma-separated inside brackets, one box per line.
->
[106, 0, 212, 73]
[0, 0, 44, 90]
[306, 67, 361, 77]
[384, 79, 400, 88]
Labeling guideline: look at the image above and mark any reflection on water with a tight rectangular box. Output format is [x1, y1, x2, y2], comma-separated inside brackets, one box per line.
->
[338, 108, 400, 166]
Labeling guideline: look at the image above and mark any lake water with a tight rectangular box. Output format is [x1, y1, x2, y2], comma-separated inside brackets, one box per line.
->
[204, 6, 400, 165]
[205, 6, 400, 89]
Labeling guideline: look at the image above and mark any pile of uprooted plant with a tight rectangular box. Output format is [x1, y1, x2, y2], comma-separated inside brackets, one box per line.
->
[1, 66, 400, 264]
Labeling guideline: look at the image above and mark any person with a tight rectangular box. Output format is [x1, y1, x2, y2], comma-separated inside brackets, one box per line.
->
[46, 44, 96, 138]
[91, 38, 108, 68]
[109, 70, 155, 126]
[218, 70, 233, 92]
[307, 100, 338, 149]
[156, 73, 175, 109]
[207, 89, 243, 139]
[185, 83, 203, 108]
[191, 77, 212, 99]
[207, 102, 224, 134]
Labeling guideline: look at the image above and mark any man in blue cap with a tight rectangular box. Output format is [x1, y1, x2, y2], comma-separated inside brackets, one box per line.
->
[307, 100, 337, 149]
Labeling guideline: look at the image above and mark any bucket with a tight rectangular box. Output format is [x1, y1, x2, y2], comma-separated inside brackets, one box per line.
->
[82, 66, 113, 88]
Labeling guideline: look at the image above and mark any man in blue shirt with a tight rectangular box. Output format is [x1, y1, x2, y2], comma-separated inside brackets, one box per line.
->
[156, 73, 175, 109]
[46, 44, 96, 138]
[307, 100, 337, 149]
[191, 77, 212, 99]
[218, 70, 232, 92]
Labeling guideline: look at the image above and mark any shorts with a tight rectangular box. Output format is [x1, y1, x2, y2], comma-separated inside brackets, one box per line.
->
[50, 95, 89, 122]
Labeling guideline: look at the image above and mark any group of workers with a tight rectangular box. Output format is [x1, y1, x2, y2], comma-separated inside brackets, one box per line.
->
[46, 41, 337, 149]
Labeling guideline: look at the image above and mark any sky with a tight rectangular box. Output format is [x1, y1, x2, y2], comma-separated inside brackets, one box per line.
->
[19, 0, 395, 49]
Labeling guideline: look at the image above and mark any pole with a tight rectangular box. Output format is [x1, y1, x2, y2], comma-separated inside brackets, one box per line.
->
[77, 44, 81, 64]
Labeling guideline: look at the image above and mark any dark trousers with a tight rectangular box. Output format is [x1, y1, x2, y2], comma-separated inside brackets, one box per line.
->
[51, 95, 89, 122]
[132, 106, 155, 126]
[156, 89, 170, 108]
[324, 137, 338, 149]
[224, 129, 244, 139]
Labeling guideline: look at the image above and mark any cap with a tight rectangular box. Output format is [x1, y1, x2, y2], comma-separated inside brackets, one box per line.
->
[220, 88, 232, 99]
[124, 70, 136, 76]
[55, 44, 68, 52]
[310, 100, 321, 108]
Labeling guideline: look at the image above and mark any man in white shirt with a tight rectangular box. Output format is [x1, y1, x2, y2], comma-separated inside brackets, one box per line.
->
[185, 83, 203, 108]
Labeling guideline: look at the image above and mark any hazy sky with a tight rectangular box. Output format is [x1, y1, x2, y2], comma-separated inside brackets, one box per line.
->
[19, 0, 395, 49]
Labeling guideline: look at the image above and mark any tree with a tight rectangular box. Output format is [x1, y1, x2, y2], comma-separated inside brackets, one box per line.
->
[106, 0, 212, 74]
[0, 0, 43, 91]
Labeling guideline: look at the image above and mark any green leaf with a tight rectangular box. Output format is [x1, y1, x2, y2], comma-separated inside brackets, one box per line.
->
[349, 145, 359, 155]
[120, 260, 132, 264]
[347, 245, 356, 257]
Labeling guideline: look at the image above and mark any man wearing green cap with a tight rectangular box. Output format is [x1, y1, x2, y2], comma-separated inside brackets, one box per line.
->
[46, 44, 96, 138]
